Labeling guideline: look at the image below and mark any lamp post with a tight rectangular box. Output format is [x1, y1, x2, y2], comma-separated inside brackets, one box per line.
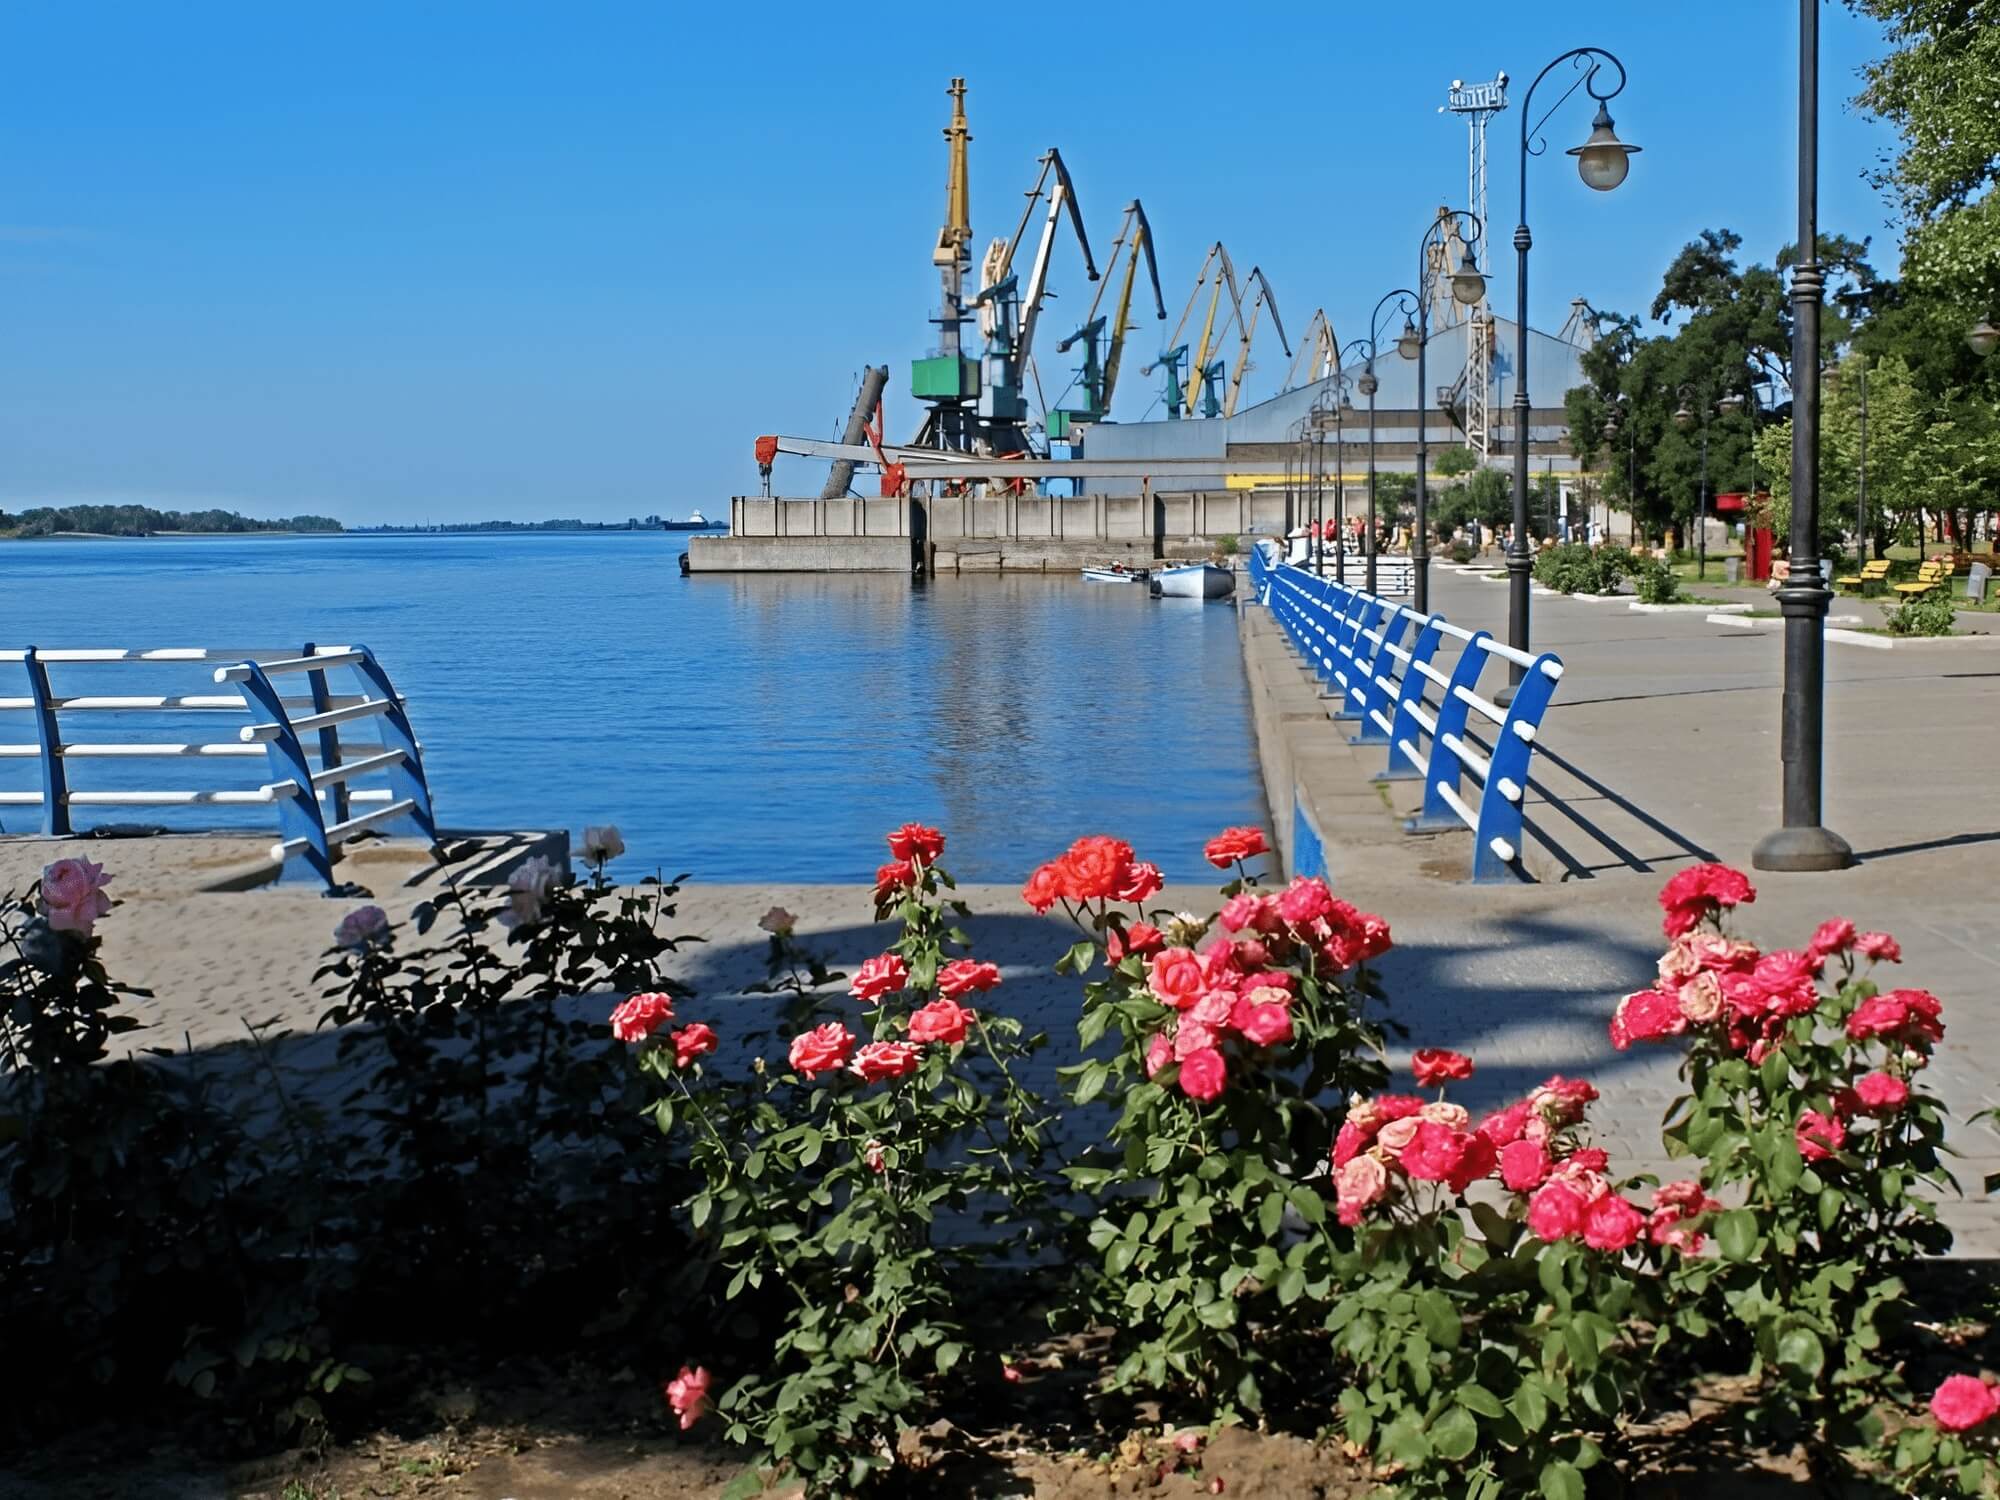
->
[1857, 356, 1869, 560]
[1719, 382, 1762, 568]
[1605, 391, 1639, 545]
[1357, 290, 1419, 595]
[1752, 0, 1851, 873]
[1968, 318, 2000, 357]
[1507, 48, 1638, 696]
[1400, 210, 1486, 614]
[1673, 384, 1713, 579]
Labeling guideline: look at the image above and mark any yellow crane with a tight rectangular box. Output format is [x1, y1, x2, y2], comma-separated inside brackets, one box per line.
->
[1223, 266, 1291, 418]
[1152, 243, 1242, 419]
[1054, 200, 1165, 429]
[1283, 309, 1341, 389]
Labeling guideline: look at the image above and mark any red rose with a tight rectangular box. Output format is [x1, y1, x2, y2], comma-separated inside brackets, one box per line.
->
[1447, 1132, 1497, 1193]
[1275, 875, 1334, 926]
[1499, 1139, 1552, 1192]
[850, 1039, 923, 1083]
[1147, 948, 1208, 1010]
[1807, 918, 1856, 958]
[1851, 1070, 1909, 1114]
[886, 822, 946, 863]
[1178, 1047, 1226, 1101]
[1610, 987, 1688, 1050]
[1478, 1100, 1534, 1147]
[1411, 1048, 1474, 1087]
[1582, 1195, 1646, 1252]
[1657, 862, 1756, 937]
[610, 991, 675, 1043]
[1021, 862, 1065, 913]
[1795, 1109, 1846, 1162]
[788, 1022, 855, 1078]
[1058, 836, 1137, 902]
[875, 860, 916, 905]
[1399, 1121, 1470, 1183]
[670, 1022, 717, 1068]
[1202, 825, 1269, 868]
[849, 953, 910, 1002]
[1115, 861, 1165, 904]
[1123, 921, 1166, 956]
[908, 998, 974, 1045]
[937, 958, 1001, 998]
[1332, 1120, 1368, 1166]
[664, 1365, 712, 1431]
[1931, 1375, 2000, 1433]
[1237, 1001, 1293, 1048]
[1526, 1180, 1588, 1241]
[1855, 931, 1901, 962]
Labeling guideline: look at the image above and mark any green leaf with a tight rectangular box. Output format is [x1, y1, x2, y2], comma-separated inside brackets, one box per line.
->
[1275, 1266, 1306, 1305]
[1429, 1404, 1479, 1462]
[1258, 1191, 1285, 1239]
[1716, 1208, 1759, 1262]
[1458, 1382, 1504, 1419]
[935, 1341, 963, 1374]
[1073, 1061, 1109, 1105]
[1540, 1459, 1585, 1500]
[1512, 1381, 1550, 1433]
[1416, 1290, 1462, 1350]
[1777, 1327, 1826, 1380]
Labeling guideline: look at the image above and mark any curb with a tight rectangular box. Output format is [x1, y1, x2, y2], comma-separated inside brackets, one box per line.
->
[1631, 601, 1752, 614]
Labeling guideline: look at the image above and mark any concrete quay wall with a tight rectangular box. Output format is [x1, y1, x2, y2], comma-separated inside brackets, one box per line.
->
[687, 534, 914, 573]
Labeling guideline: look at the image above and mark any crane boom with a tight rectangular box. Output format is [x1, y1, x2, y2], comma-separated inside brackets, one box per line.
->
[1014, 149, 1097, 375]
[1099, 202, 1163, 413]
[1283, 309, 1340, 389]
[1223, 266, 1291, 417]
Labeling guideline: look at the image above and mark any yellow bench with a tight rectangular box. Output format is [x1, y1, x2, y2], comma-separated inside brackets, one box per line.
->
[1835, 558, 1891, 591]
[1891, 559, 1950, 597]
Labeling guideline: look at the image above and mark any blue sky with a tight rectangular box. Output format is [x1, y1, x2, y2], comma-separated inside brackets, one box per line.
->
[1, 2, 1901, 525]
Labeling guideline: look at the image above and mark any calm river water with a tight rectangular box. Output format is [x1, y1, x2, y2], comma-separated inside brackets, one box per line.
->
[0, 534, 1263, 882]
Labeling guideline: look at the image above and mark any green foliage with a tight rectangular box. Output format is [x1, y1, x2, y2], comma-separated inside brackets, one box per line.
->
[1533, 544, 1634, 596]
[1433, 446, 1478, 479]
[0, 503, 340, 537]
[1886, 589, 1957, 637]
[1634, 557, 1681, 604]
[1214, 533, 1240, 556]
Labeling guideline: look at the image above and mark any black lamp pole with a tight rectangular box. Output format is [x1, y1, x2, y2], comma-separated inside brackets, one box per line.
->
[1508, 48, 1639, 698]
[1753, 0, 1852, 872]
[1358, 290, 1418, 595]
[1673, 384, 1712, 577]
[1402, 211, 1486, 615]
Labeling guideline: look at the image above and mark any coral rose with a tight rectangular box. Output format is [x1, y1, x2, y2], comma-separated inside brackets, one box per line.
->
[1582, 1195, 1646, 1252]
[788, 1022, 855, 1079]
[1334, 1153, 1389, 1226]
[849, 953, 910, 1002]
[1178, 1047, 1226, 1102]
[1526, 1180, 1588, 1241]
[671, 1022, 717, 1068]
[1930, 1375, 2000, 1433]
[1275, 875, 1335, 926]
[850, 1039, 923, 1083]
[664, 1365, 712, 1431]
[887, 822, 946, 862]
[874, 859, 916, 905]
[1807, 918, 1856, 958]
[1411, 1048, 1473, 1087]
[1203, 825, 1269, 868]
[1148, 948, 1208, 1010]
[1022, 862, 1065, 913]
[937, 958, 1001, 998]
[1851, 1070, 1910, 1115]
[1855, 931, 1901, 963]
[1123, 921, 1167, 956]
[1144, 1032, 1173, 1079]
[1115, 861, 1165, 904]
[1238, 1001, 1293, 1048]
[610, 992, 675, 1043]
[907, 998, 974, 1045]
[1058, 835, 1137, 902]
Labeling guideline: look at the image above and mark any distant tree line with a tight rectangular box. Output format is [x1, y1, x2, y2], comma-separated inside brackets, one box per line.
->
[0, 504, 343, 538]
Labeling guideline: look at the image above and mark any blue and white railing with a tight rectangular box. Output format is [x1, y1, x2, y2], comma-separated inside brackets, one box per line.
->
[0, 645, 436, 890]
[1248, 544, 1565, 882]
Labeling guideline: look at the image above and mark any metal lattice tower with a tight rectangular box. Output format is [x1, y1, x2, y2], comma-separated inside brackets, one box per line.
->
[1445, 73, 1507, 460]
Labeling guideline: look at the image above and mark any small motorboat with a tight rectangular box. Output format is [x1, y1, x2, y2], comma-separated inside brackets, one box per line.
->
[1082, 564, 1146, 583]
[1150, 563, 1236, 600]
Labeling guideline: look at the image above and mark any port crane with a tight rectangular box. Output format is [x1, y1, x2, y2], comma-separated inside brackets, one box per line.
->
[1051, 199, 1165, 438]
[1282, 309, 1341, 390]
[1222, 265, 1290, 418]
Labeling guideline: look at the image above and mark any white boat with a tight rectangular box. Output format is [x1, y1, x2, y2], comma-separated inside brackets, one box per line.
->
[1151, 563, 1236, 600]
[1082, 565, 1145, 583]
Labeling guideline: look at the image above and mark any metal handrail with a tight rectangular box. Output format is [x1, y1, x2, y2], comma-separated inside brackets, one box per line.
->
[1248, 542, 1565, 882]
[1, 643, 437, 890]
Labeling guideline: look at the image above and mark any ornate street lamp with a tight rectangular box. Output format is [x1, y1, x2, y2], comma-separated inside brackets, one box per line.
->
[1349, 288, 1416, 595]
[1673, 384, 1715, 579]
[1505, 48, 1638, 699]
[1402, 209, 1486, 614]
[1967, 318, 2000, 357]
[1753, 0, 1851, 872]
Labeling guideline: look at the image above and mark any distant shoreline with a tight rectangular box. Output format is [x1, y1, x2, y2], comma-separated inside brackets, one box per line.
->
[0, 525, 724, 542]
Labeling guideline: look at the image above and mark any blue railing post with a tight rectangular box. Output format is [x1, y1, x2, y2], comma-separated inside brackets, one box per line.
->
[22, 648, 69, 836]
[350, 647, 438, 846]
[1378, 617, 1445, 781]
[1349, 607, 1412, 746]
[1333, 594, 1382, 721]
[1470, 651, 1562, 883]
[231, 662, 336, 889]
[1407, 631, 1490, 833]
[301, 640, 350, 829]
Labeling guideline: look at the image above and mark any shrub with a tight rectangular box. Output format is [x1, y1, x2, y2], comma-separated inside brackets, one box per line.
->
[1448, 540, 1476, 564]
[1886, 589, 1956, 636]
[1635, 557, 1682, 604]
[1534, 543, 1635, 595]
[1611, 871, 1950, 1474]
[1882, 1373, 2000, 1494]
[646, 825, 1055, 1499]
[1040, 827, 1393, 1413]
[1214, 533, 1240, 556]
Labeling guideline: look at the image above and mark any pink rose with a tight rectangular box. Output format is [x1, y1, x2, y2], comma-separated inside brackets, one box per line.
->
[1796, 1109, 1846, 1162]
[610, 992, 675, 1043]
[1657, 939, 1702, 983]
[1851, 1070, 1910, 1115]
[850, 1039, 922, 1083]
[670, 1022, 717, 1068]
[1499, 1139, 1552, 1192]
[1478, 1100, 1534, 1147]
[1448, 1133, 1497, 1193]
[1411, 1048, 1474, 1087]
[1808, 918, 1856, 958]
[1332, 1120, 1368, 1167]
[1144, 1032, 1173, 1078]
[1582, 1195, 1646, 1252]
[1190, 989, 1237, 1029]
[1377, 1117, 1422, 1153]
[1686, 933, 1760, 971]
[788, 1022, 855, 1078]
[1931, 1374, 2000, 1433]
[1178, 1047, 1226, 1101]
[1657, 862, 1756, 937]
[1855, 931, 1901, 963]
[1334, 1153, 1389, 1225]
[937, 958, 1001, 998]
[1753, 949, 1820, 995]
[1399, 1121, 1470, 1183]
[1418, 1101, 1470, 1130]
[1174, 1020, 1219, 1060]
[664, 1365, 712, 1430]
[40, 857, 113, 935]
[1237, 1001, 1293, 1048]
[1148, 948, 1208, 1010]
[1677, 971, 1724, 1025]
[1218, 893, 1263, 933]
[908, 998, 974, 1045]
[1610, 987, 1688, 1050]
[1526, 1180, 1588, 1241]
[1275, 875, 1335, 926]
[850, 953, 910, 1002]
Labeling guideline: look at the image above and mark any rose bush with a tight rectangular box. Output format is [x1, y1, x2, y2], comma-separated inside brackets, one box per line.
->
[645, 825, 1055, 1499]
[1040, 831, 1394, 1411]
[1882, 1373, 2000, 1494]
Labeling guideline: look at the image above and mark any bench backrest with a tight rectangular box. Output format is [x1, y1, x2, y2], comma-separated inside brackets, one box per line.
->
[0, 646, 436, 890]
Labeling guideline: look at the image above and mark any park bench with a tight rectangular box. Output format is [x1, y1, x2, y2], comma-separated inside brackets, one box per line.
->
[1834, 558, 1891, 593]
[1, 645, 436, 890]
[1891, 558, 1950, 598]
[1249, 543, 1564, 883]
